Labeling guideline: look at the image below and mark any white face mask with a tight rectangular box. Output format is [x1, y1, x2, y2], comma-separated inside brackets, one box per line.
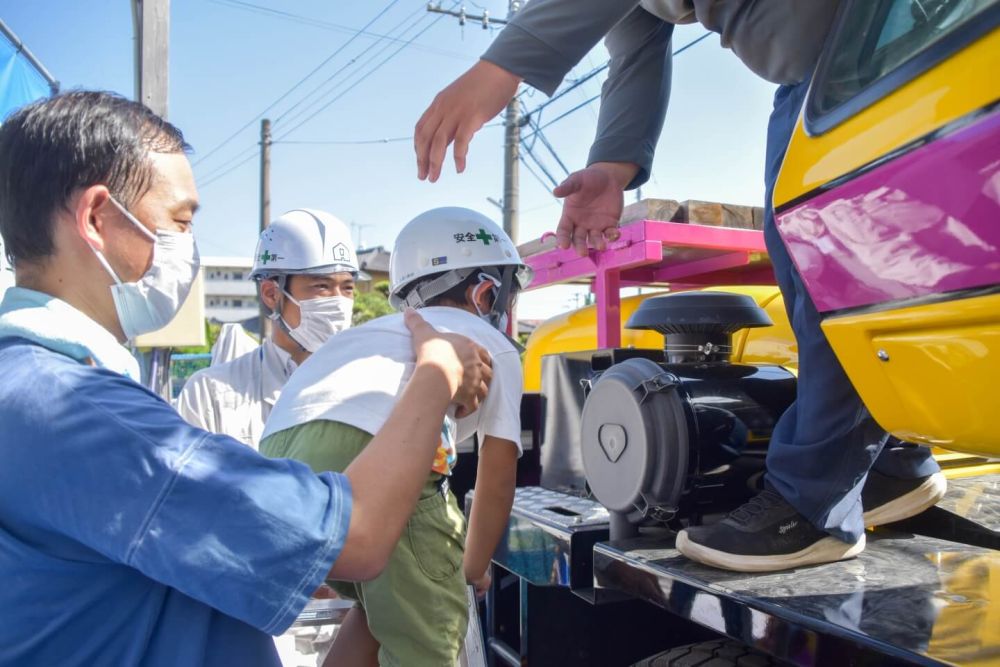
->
[278, 290, 353, 353]
[88, 197, 200, 340]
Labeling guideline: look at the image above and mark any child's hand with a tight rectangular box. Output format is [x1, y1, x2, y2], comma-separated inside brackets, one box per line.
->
[469, 571, 491, 600]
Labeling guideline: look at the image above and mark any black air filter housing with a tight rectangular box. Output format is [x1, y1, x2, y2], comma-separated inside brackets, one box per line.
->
[626, 292, 773, 363]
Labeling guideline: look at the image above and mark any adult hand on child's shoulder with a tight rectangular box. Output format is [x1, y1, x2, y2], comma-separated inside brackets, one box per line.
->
[405, 309, 492, 417]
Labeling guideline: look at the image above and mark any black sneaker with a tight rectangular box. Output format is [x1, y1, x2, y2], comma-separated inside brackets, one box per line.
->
[862, 471, 947, 527]
[676, 489, 865, 573]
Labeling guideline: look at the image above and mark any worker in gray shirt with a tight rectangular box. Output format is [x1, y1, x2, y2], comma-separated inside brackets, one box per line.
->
[414, 0, 945, 573]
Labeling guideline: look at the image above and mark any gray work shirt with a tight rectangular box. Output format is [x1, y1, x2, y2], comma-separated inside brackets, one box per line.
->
[482, 0, 841, 187]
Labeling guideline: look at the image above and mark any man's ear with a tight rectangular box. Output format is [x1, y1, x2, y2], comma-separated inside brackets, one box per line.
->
[73, 185, 113, 251]
[259, 279, 280, 312]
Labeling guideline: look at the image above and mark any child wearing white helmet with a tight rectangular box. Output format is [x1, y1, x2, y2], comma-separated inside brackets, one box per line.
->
[261, 207, 531, 667]
[177, 209, 364, 449]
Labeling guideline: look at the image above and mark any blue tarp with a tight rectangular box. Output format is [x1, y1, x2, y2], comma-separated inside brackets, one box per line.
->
[0, 31, 51, 122]
[0, 26, 52, 292]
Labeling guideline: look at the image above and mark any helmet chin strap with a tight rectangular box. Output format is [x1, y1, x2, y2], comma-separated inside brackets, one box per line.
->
[478, 265, 524, 353]
[403, 268, 476, 309]
[491, 265, 516, 328]
[266, 275, 309, 353]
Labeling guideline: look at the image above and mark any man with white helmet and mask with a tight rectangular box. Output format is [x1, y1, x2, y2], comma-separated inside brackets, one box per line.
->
[177, 209, 363, 449]
[261, 207, 530, 667]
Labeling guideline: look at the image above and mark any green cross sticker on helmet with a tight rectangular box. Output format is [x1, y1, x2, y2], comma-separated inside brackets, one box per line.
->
[250, 209, 365, 280]
[258, 249, 283, 265]
[389, 207, 533, 310]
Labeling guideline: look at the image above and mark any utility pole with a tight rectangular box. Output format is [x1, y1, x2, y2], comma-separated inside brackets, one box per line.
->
[132, 0, 169, 116]
[427, 1, 520, 244]
[258, 118, 272, 340]
[502, 97, 519, 246]
[131, 0, 172, 396]
[502, 1, 521, 247]
[428, 1, 522, 337]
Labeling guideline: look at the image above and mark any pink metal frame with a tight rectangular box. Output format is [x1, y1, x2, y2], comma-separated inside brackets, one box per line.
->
[523, 220, 773, 348]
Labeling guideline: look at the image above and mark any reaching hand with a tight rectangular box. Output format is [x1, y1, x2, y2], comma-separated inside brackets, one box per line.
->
[405, 309, 492, 418]
[553, 162, 639, 256]
[415, 60, 521, 183]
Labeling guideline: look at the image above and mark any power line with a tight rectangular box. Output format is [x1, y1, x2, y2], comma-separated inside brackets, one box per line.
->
[515, 31, 715, 219]
[199, 151, 259, 189]
[275, 122, 503, 145]
[275, 4, 457, 141]
[425, 3, 508, 27]
[521, 31, 713, 142]
[526, 116, 570, 176]
[528, 63, 608, 118]
[209, 0, 473, 61]
[192, 0, 404, 169]
[519, 154, 559, 192]
[530, 92, 600, 135]
[197, 143, 259, 183]
[200, 10, 472, 193]
[276, 136, 414, 146]
[272, 1, 432, 128]
[197, 1, 434, 181]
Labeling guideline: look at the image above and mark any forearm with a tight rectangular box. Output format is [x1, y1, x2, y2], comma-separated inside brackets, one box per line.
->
[481, 0, 640, 96]
[464, 483, 515, 580]
[464, 440, 518, 580]
[587, 9, 674, 189]
[330, 366, 451, 579]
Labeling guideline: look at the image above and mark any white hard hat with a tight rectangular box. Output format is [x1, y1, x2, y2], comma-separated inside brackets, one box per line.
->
[250, 209, 368, 280]
[389, 207, 532, 310]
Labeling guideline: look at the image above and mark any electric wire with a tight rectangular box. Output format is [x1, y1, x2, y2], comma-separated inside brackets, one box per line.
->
[192, 0, 404, 169]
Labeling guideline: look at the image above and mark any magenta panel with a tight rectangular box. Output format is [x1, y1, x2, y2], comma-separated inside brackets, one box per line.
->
[776, 109, 1000, 313]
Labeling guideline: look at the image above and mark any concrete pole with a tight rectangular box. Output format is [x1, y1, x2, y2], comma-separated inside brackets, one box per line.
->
[503, 1, 521, 338]
[132, 0, 169, 116]
[258, 118, 272, 340]
[132, 0, 170, 395]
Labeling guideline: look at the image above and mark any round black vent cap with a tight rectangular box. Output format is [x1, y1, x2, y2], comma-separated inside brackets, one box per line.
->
[626, 291, 772, 335]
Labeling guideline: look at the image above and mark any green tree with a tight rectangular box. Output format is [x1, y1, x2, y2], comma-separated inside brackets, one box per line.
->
[353, 280, 394, 325]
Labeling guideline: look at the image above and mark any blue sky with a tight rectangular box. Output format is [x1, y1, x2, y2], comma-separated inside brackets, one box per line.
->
[4, 0, 777, 318]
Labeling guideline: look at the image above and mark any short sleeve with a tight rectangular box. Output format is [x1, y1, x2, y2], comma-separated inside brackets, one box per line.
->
[476, 350, 524, 455]
[1, 352, 351, 635]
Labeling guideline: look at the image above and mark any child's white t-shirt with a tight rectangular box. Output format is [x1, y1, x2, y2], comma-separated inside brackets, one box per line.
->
[262, 307, 523, 473]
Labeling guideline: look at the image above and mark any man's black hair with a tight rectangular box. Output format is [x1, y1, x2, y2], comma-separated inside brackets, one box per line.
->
[0, 90, 190, 264]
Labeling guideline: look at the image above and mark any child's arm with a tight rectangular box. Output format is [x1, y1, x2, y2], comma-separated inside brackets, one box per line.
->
[464, 435, 518, 587]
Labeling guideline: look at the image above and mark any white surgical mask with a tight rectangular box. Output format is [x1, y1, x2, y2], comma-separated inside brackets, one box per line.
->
[278, 290, 353, 352]
[88, 197, 200, 340]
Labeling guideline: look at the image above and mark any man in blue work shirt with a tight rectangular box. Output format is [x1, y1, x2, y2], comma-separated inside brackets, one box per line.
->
[414, 0, 946, 572]
[0, 91, 491, 666]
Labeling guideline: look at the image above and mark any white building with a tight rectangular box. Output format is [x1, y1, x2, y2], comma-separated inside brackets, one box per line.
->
[202, 256, 259, 324]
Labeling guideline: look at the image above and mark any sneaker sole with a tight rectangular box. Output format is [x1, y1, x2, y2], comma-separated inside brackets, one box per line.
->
[675, 531, 866, 573]
[863, 472, 947, 527]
